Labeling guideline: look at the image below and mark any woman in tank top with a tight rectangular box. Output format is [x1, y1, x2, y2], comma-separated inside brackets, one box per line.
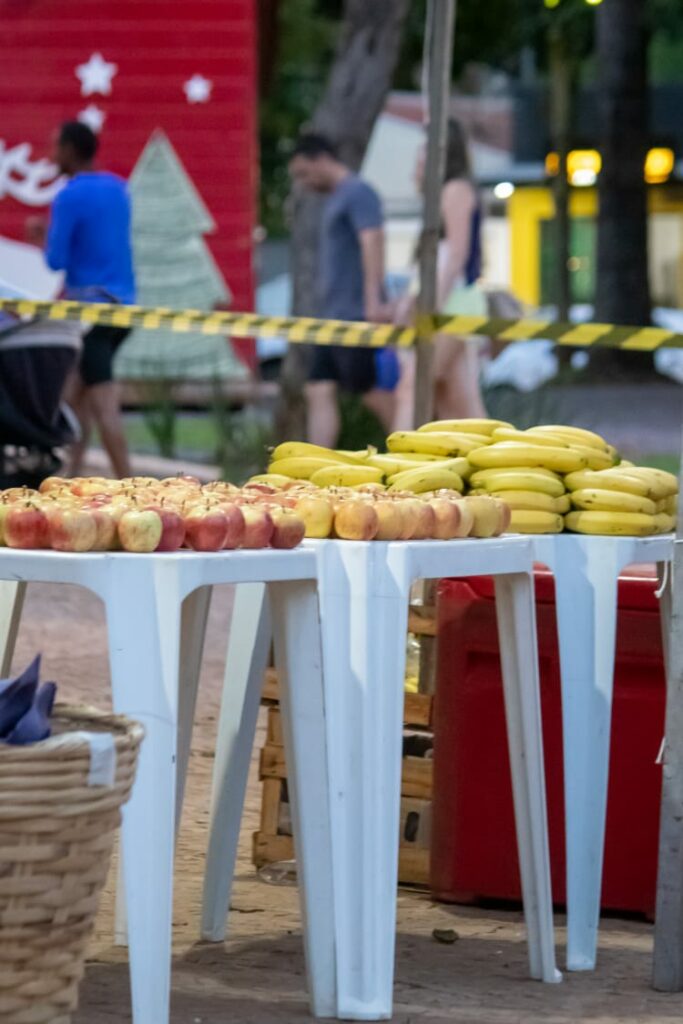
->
[393, 119, 488, 428]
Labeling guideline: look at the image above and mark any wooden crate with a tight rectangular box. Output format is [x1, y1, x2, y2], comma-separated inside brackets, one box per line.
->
[254, 704, 433, 887]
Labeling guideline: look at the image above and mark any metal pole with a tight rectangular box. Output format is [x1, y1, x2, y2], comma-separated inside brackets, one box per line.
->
[413, 0, 456, 428]
[653, 432, 683, 991]
[414, 0, 456, 694]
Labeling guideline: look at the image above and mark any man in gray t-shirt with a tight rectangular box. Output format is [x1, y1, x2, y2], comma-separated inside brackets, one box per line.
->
[289, 133, 397, 447]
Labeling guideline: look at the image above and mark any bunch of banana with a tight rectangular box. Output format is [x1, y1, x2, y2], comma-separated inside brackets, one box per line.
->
[563, 463, 678, 536]
[388, 429, 492, 458]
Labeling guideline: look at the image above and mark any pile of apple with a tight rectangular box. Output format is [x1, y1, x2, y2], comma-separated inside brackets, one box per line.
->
[250, 480, 510, 541]
[0, 475, 306, 553]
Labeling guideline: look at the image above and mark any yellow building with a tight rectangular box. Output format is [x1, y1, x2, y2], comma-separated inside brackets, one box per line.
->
[508, 184, 683, 309]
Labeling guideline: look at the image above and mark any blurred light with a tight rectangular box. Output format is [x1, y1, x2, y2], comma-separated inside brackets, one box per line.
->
[546, 150, 601, 185]
[646, 147, 674, 184]
[545, 152, 560, 177]
[544, 0, 561, 7]
[567, 150, 601, 186]
[585, 0, 603, 5]
[493, 182, 515, 200]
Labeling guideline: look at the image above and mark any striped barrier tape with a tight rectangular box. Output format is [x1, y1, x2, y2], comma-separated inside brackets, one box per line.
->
[0, 297, 681, 351]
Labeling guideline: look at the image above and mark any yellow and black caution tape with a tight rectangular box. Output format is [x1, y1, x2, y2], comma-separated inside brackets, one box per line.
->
[0, 297, 681, 352]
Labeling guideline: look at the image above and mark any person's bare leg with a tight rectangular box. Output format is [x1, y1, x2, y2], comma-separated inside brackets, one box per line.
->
[88, 381, 131, 478]
[63, 371, 92, 477]
[433, 335, 487, 420]
[306, 381, 341, 448]
[362, 388, 396, 434]
[391, 351, 416, 431]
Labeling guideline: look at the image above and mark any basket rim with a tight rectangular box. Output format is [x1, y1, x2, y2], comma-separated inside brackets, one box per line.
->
[0, 703, 144, 758]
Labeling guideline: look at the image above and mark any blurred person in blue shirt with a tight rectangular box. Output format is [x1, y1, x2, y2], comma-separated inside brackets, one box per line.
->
[29, 122, 135, 477]
[289, 134, 398, 447]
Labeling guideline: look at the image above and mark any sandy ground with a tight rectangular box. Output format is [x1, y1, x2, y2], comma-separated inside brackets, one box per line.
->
[7, 581, 683, 1023]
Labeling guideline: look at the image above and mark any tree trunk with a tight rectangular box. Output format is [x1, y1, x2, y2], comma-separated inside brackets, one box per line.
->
[276, 0, 411, 441]
[592, 0, 652, 377]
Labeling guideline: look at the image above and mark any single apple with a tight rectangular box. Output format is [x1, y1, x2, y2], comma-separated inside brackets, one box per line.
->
[294, 495, 334, 538]
[145, 505, 186, 552]
[240, 506, 274, 549]
[461, 496, 500, 539]
[333, 501, 378, 541]
[269, 509, 306, 549]
[38, 477, 67, 495]
[491, 497, 512, 536]
[243, 483, 278, 496]
[184, 506, 229, 552]
[219, 504, 246, 550]
[373, 500, 404, 540]
[118, 509, 163, 553]
[450, 500, 474, 538]
[4, 503, 50, 549]
[47, 506, 97, 552]
[412, 500, 436, 540]
[428, 497, 463, 540]
[89, 506, 121, 551]
[3, 487, 39, 504]
[71, 478, 119, 498]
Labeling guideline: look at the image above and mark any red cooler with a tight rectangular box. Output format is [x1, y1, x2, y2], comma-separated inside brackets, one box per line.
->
[431, 568, 665, 915]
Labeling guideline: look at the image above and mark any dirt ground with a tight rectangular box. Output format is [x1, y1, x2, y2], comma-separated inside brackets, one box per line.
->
[9, 581, 683, 1023]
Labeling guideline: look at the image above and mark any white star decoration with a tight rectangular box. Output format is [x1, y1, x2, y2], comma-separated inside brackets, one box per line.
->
[76, 53, 118, 97]
[78, 104, 106, 134]
[184, 74, 213, 104]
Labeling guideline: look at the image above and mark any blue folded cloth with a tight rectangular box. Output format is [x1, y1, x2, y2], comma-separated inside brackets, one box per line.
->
[0, 656, 57, 744]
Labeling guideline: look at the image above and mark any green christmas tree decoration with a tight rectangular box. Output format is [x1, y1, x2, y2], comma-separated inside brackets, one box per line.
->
[116, 130, 247, 381]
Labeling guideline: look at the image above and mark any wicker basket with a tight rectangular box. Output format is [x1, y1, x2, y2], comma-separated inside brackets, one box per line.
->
[0, 704, 144, 1024]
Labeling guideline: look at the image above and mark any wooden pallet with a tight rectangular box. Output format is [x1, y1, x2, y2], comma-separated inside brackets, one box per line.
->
[254, 704, 433, 887]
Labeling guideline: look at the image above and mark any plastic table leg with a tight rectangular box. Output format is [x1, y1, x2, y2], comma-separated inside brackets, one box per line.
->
[533, 534, 674, 972]
[494, 573, 562, 984]
[315, 541, 409, 1020]
[102, 558, 184, 1024]
[269, 578, 337, 1019]
[176, 584, 213, 827]
[201, 582, 271, 941]
[0, 579, 26, 676]
[114, 583, 213, 946]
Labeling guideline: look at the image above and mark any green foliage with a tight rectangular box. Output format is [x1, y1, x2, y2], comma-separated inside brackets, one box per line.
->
[260, 0, 338, 235]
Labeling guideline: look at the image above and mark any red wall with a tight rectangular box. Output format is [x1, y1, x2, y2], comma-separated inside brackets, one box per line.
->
[0, 0, 256, 311]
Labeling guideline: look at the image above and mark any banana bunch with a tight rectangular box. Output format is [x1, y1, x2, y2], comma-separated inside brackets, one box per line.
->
[563, 464, 678, 536]
[265, 440, 467, 496]
[261, 422, 678, 538]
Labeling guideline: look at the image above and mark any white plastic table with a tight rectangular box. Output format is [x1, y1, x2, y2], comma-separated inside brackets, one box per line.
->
[0, 547, 322, 1024]
[531, 533, 675, 971]
[202, 538, 561, 1020]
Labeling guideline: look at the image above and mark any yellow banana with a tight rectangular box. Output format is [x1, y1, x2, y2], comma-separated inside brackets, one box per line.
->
[519, 429, 614, 470]
[492, 490, 560, 514]
[270, 442, 366, 465]
[564, 468, 653, 499]
[310, 464, 385, 488]
[509, 510, 564, 535]
[368, 454, 469, 477]
[248, 474, 294, 488]
[467, 442, 587, 475]
[570, 488, 657, 516]
[388, 467, 464, 494]
[654, 513, 675, 534]
[664, 495, 678, 516]
[613, 466, 677, 501]
[268, 456, 345, 479]
[417, 418, 513, 436]
[491, 428, 569, 449]
[468, 467, 565, 498]
[555, 495, 571, 513]
[528, 424, 609, 451]
[387, 431, 491, 457]
[565, 511, 657, 537]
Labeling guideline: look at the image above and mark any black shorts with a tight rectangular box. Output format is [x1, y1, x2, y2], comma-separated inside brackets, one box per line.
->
[80, 325, 130, 386]
[308, 345, 376, 394]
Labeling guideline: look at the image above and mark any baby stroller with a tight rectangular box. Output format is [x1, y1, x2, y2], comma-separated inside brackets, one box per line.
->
[0, 306, 81, 489]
